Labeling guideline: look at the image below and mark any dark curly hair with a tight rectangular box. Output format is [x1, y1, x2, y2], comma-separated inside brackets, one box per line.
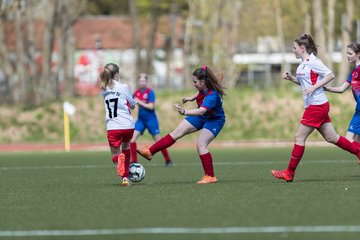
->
[192, 65, 226, 97]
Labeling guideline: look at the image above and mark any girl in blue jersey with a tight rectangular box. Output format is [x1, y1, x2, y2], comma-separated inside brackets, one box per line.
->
[137, 65, 226, 184]
[324, 42, 360, 152]
[130, 74, 172, 166]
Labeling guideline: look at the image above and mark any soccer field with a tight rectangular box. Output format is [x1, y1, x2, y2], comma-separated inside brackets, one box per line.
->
[1, 146, 360, 240]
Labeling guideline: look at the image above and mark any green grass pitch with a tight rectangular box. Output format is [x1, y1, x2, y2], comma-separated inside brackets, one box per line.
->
[1, 146, 360, 240]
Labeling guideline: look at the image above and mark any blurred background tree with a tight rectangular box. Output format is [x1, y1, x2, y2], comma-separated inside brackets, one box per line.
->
[0, 0, 359, 106]
[0, 0, 86, 106]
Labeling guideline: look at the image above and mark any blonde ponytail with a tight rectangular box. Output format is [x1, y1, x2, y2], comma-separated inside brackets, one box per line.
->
[99, 63, 120, 89]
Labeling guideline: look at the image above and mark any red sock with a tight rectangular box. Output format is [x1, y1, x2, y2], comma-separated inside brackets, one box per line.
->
[161, 149, 171, 162]
[122, 149, 131, 178]
[287, 144, 305, 174]
[149, 134, 176, 155]
[200, 152, 214, 177]
[130, 142, 137, 163]
[336, 136, 358, 154]
[352, 141, 360, 149]
[112, 155, 118, 164]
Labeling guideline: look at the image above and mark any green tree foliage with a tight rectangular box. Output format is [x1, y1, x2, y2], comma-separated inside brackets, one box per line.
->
[84, 0, 359, 54]
[85, 0, 188, 16]
[85, 0, 129, 15]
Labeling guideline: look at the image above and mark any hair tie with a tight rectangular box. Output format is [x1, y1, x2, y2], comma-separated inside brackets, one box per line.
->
[201, 65, 207, 71]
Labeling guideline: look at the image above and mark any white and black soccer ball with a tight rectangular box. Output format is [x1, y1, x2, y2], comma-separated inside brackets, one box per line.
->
[128, 163, 145, 182]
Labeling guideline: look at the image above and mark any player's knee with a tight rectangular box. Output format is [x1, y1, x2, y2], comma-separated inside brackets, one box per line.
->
[324, 135, 338, 144]
[170, 129, 183, 140]
[294, 132, 299, 141]
[196, 142, 207, 153]
[293, 135, 305, 145]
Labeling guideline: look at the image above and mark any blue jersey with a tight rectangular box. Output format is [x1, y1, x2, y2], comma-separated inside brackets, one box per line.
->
[197, 90, 225, 119]
[185, 90, 225, 137]
[134, 88, 157, 120]
[347, 65, 360, 109]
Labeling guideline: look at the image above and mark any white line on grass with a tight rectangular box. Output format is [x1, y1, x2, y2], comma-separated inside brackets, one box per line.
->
[1, 226, 360, 237]
[0, 159, 354, 171]
[0, 165, 109, 171]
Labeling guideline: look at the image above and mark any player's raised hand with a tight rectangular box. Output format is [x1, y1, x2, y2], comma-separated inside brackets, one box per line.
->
[182, 97, 193, 103]
[174, 103, 185, 115]
[283, 72, 292, 80]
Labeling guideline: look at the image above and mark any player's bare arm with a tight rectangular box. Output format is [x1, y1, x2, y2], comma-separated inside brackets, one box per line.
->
[283, 71, 300, 85]
[174, 103, 207, 116]
[323, 82, 351, 93]
[182, 92, 199, 103]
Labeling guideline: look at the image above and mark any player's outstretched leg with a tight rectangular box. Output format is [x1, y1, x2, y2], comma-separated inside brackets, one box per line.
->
[336, 136, 360, 164]
[137, 145, 153, 160]
[137, 134, 176, 161]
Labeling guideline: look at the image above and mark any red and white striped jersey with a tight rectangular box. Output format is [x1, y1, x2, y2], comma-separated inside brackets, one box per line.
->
[101, 81, 137, 130]
[296, 53, 332, 108]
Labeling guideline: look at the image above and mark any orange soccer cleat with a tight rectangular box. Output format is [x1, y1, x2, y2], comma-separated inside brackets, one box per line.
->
[271, 169, 294, 182]
[136, 146, 153, 161]
[117, 153, 126, 177]
[196, 175, 218, 184]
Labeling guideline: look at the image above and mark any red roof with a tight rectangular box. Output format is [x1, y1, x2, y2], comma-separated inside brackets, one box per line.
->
[3, 15, 184, 51]
[73, 16, 136, 49]
[4, 20, 45, 51]
[73, 15, 184, 49]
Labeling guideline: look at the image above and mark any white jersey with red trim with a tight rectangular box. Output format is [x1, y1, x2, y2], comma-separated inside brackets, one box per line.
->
[296, 53, 332, 108]
[101, 81, 137, 130]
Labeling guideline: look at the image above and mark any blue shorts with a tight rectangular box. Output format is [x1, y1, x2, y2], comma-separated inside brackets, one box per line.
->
[348, 109, 360, 135]
[135, 117, 160, 136]
[185, 116, 225, 137]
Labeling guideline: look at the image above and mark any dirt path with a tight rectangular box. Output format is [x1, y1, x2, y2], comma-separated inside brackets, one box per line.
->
[0, 141, 330, 152]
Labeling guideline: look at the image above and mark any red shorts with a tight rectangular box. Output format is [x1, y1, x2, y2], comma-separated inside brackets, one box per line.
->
[107, 129, 134, 148]
[301, 102, 331, 128]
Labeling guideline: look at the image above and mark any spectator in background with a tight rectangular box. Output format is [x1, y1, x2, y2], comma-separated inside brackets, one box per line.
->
[130, 73, 173, 167]
[271, 34, 360, 183]
[324, 42, 360, 146]
[99, 63, 137, 187]
[137, 65, 226, 184]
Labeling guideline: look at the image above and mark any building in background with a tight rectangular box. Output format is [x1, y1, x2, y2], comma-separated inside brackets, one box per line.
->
[72, 16, 184, 95]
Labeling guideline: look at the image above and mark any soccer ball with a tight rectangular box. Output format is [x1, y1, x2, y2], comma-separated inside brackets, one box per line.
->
[128, 163, 145, 182]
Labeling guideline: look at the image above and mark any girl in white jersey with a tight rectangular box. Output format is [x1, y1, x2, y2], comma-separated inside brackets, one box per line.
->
[99, 63, 137, 186]
[271, 33, 360, 182]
